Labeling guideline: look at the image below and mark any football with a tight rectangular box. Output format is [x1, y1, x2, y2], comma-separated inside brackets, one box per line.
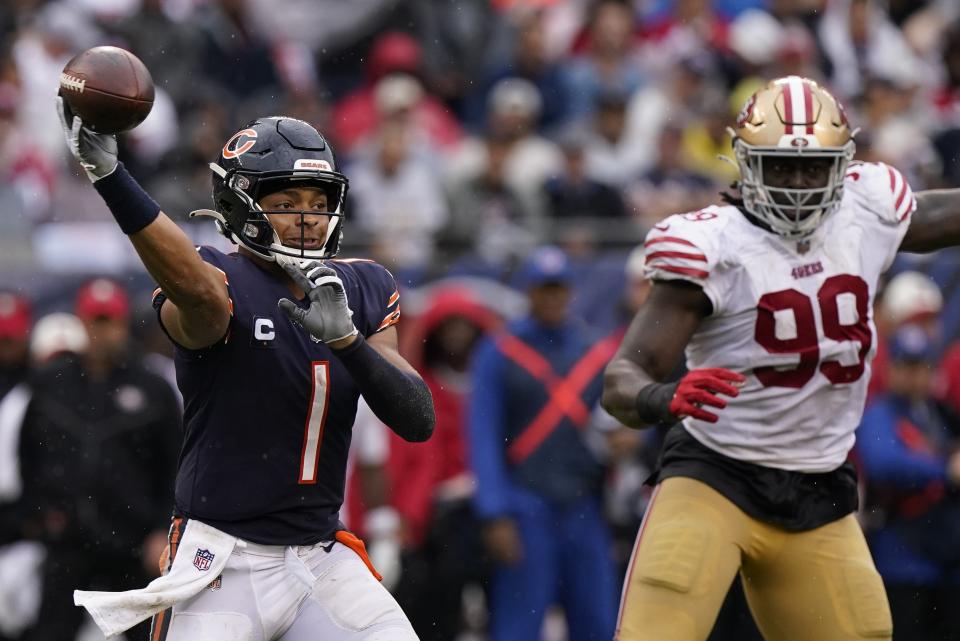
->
[59, 46, 155, 134]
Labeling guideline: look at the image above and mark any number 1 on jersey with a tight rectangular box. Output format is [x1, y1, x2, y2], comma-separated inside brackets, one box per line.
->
[299, 362, 330, 484]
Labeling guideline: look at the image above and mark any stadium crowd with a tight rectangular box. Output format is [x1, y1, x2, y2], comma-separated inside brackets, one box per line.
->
[2, 0, 960, 639]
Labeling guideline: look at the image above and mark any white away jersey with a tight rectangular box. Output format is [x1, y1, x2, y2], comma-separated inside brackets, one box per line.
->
[644, 162, 916, 472]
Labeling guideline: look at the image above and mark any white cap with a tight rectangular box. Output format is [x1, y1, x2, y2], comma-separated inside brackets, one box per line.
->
[374, 73, 423, 114]
[488, 77, 542, 118]
[881, 271, 943, 327]
[30, 313, 89, 364]
[625, 245, 646, 281]
[729, 9, 785, 66]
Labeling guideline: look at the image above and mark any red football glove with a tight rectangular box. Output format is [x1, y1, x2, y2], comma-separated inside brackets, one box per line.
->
[668, 368, 746, 423]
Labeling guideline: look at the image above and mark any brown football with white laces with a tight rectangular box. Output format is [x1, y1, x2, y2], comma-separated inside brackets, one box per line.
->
[59, 46, 154, 134]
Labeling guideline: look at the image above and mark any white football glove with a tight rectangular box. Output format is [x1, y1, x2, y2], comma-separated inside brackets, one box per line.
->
[278, 260, 359, 345]
[55, 95, 118, 182]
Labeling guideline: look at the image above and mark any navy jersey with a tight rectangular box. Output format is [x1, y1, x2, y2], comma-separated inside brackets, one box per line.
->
[153, 247, 400, 545]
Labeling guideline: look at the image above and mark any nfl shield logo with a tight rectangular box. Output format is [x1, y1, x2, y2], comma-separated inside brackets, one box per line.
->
[193, 549, 215, 571]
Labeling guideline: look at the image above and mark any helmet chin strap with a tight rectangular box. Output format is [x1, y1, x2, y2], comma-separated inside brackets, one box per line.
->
[274, 252, 303, 269]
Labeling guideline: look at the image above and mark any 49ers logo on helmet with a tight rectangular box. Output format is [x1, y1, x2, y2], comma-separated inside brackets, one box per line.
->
[222, 129, 258, 159]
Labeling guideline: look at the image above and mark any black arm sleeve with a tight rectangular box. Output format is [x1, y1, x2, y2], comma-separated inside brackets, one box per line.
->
[333, 334, 435, 442]
[635, 382, 679, 425]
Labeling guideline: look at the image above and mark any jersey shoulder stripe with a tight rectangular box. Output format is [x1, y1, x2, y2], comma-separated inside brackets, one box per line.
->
[643, 207, 734, 286]
[845, 161, 916, 225]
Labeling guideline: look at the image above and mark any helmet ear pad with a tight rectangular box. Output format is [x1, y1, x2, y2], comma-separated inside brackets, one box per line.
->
[211, 172, 276, 254]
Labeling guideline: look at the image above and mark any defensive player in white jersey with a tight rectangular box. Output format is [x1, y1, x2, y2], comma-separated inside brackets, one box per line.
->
[602, 76, 960, 641]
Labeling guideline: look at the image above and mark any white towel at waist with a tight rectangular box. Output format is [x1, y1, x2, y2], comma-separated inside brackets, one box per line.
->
[74, 519, 236, 638]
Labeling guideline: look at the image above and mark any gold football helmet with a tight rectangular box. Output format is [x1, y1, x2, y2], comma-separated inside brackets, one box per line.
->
[731, 76, 856, 239]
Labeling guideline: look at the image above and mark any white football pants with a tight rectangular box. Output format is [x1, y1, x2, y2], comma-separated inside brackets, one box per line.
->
[158, 535, 418, 641]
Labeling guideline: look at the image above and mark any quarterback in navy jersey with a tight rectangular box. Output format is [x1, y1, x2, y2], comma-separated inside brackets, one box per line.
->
[58, 102, 434, 640]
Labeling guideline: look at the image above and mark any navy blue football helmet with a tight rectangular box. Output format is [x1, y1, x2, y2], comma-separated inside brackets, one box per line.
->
[192, 116, 349, 261]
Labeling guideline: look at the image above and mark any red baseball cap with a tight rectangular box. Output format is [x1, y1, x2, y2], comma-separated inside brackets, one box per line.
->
[75, 278, 130, 321]
[0, 292, 30, 339]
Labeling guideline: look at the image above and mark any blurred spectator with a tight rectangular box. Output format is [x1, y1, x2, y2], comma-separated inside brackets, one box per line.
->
[244, 0, 398, 55]
[870, 270, 943, 400]
[1, 307, 66, 517]
[933, 21, 960, 187]
[580, 88, 651, 187]
[342, 399, 401, 593]
[123, 87, 181, 170]
[680, 87, 739, 184]
[0, 81, 53, 255]
[146, 99, 231, 223]
[449, 77, 562, 218]
[0, 309, 85, 641]
[636, 0, 729, 77]
[444, 131, 542, 270]
[627, 124, 716, 229]
[589, 249, 651, 565]
[928, 273, 960, 414]
[109, 0, 204, 112]
[543, 128, 627, 221]
[331, 31, 463, 157]
[11, 2, 99, 160]
[468, 247, 619, 641]
[727, 9, 787, 74]
[28, 312, 88, 366]
[857, 324, 960, 641]
[195, 0, 282, 105]
[855, 77, 939, 185]
[817, 0, 930, 100]
[879, 270, 944, 334]
[563, 0, 646, 121]
[625, 52, 723, 175]
[0, 293, 30, 399]
[725, 11, 824, 97]
[464, 8, 571, 133]
[899, 0, 960, 62]
[933, 21, 960, 130]
[349, 118, 449, 281]
[18, 279, 180, 641]
[0, 291, 35, 641]
[775, 21, 826, 80]
[410, 0, 497, 108]
[390, 288, 500, 641]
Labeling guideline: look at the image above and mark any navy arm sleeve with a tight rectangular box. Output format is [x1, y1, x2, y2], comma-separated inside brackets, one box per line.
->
[333, 334, 434, 442]
[335, 260, 433, 442]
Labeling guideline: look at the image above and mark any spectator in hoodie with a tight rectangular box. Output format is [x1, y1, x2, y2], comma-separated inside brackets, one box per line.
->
[856, 324, 960, 641]
[389, 287, 500, 641]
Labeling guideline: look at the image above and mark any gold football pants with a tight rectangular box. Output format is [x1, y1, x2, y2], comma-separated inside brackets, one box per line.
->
[615, 477, 891, 641]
